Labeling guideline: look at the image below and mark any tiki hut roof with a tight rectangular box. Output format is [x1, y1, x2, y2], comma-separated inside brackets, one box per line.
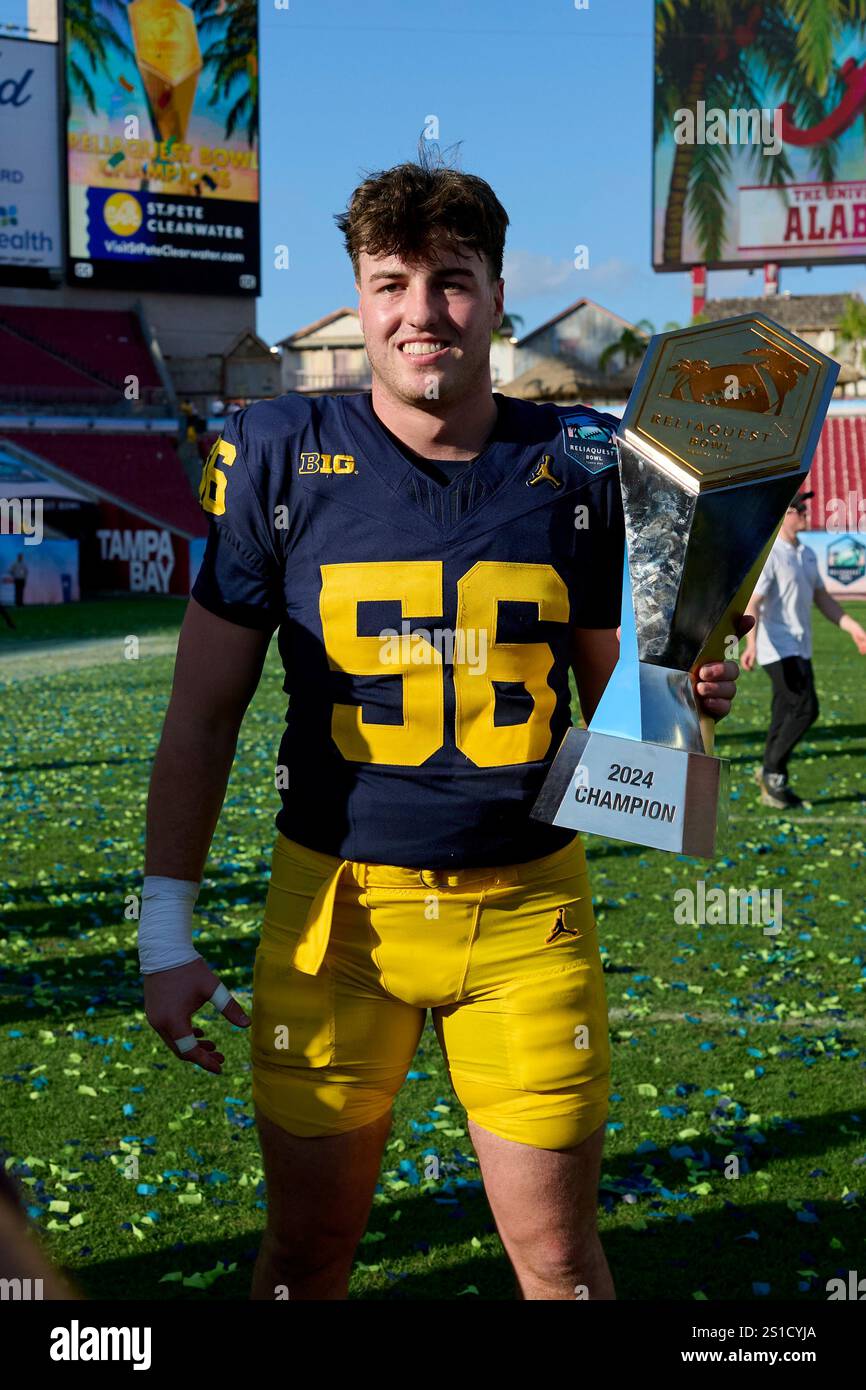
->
[499, 356, 634, 403]
[703, 293, 861, 333]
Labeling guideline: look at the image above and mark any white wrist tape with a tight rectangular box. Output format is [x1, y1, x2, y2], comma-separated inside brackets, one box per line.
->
[138, 876, 204, 975]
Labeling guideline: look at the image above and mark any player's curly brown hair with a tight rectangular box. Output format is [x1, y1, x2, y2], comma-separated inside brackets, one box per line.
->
[335, 143, 509, 283]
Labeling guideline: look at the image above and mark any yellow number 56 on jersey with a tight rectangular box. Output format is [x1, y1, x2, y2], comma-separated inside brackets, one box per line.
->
[199, 436, 237, 516]
[320, 560, 569, 769]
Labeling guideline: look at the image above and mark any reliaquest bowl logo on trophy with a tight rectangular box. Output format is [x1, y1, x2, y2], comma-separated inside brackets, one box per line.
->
[531, 314, 839, 858]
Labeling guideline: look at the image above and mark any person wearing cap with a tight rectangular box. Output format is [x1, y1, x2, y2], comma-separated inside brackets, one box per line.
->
[742, 491, 866, 809]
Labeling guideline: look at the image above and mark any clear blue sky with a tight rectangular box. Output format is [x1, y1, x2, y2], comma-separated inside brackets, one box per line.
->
[257, 0, 866, 345]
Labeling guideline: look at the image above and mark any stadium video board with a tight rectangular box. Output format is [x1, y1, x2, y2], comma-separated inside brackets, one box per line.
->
[66, 0, 260, 296]
[0, 32, 63, 279]
[0, 0, 57, 43]
[654, 1, 866, 270]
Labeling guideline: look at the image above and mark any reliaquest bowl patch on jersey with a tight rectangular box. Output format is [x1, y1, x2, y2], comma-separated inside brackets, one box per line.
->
[560, 412, 619, 473]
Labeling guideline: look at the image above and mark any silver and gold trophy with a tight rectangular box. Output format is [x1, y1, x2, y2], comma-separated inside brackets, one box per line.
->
[532, 314, 838, 857]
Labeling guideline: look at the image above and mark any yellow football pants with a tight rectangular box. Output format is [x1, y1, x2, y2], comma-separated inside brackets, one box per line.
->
[250, 831, 611, 1150]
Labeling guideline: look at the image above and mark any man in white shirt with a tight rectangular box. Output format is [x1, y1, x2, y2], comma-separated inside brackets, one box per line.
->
[742, 491, 866, 808]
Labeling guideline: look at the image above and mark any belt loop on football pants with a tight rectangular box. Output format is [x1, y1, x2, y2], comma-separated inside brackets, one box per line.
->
[290, 857, 351, 976]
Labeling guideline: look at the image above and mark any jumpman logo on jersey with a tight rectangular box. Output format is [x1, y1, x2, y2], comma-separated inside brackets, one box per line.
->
[526, 454, 562, 489]
[545, 906, 580, 944]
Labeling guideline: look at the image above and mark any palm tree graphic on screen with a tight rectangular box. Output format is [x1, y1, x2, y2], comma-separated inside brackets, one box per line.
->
[655, 0, 866, 265]
[189, 0, 258, 146]
[65, 0, 134, 114]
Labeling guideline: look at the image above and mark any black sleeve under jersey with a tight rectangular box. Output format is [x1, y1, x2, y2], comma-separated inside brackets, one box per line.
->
[191, 410, 285, 632]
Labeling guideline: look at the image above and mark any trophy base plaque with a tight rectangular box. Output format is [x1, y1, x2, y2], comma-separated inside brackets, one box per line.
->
[532, 728, 730, 858]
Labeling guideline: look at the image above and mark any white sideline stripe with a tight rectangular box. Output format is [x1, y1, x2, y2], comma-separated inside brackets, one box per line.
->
[0, 634, 179, 683]
[609, 1007, 865, 1029]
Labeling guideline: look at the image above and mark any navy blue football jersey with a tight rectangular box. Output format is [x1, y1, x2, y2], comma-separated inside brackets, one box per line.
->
[192, 391, 625, 868]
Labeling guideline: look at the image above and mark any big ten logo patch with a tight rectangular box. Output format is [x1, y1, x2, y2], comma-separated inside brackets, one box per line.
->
[298, 453, 357, 475]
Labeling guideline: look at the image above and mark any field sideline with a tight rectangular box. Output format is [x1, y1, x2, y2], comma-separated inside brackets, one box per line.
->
[0, 596, 864, 1301]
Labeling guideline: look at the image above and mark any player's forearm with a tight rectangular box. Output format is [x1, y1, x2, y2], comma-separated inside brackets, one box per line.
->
[574, 649, 620, 725]
[571, 627, 621, 727]
[814, 589, 845, 624]
[744, 593, 762, 631]
[575, 667, 614, 727]
[144, 713, 241, 880]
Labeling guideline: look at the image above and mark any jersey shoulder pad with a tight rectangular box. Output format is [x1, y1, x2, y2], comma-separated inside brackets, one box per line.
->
[228, 392, 318, 462]
[209, 393, 331, 506]
[198, 400, 300, 555]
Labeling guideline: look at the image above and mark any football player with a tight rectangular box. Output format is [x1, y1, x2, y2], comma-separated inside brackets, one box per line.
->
[141, 156, 746, 1300]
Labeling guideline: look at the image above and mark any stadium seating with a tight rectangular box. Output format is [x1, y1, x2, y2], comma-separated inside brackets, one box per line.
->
[807, 416, 866, 530]
[0, 307, 168, 412]
[0, 324, 117, 402]
[1, 430, 206, 536]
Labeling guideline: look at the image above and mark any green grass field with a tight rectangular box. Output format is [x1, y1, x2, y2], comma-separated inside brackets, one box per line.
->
[0, 596, 864, 1301]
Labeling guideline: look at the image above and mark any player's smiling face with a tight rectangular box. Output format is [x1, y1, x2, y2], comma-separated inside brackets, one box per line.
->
[356, 238, 504, 408]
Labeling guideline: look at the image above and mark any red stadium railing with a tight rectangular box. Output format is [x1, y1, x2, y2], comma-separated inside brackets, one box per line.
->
[0, 386, 171, 415]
